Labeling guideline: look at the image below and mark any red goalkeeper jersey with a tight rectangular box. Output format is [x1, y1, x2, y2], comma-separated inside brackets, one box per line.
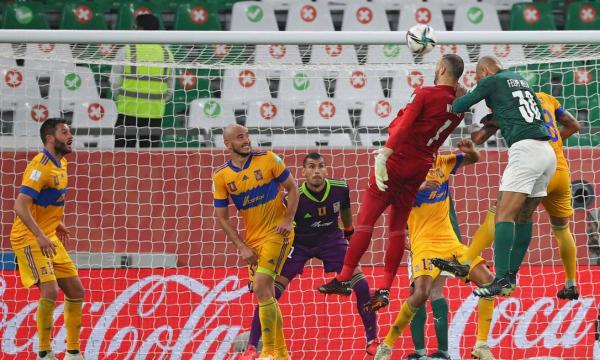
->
[386, 85, 463, 162]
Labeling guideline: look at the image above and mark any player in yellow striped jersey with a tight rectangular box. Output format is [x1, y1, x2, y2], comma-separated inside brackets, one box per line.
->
[10, 118, 85, 360]
[213, 124, 299, 360]
[433, 91, 582, 300]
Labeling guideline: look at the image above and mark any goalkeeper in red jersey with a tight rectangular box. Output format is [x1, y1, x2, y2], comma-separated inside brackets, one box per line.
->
[320, 54, 466, 312]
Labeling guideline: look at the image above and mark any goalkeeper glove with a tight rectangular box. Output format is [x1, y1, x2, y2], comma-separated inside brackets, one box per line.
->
[374, 147, 393, 192]
[343, 226, 354, 242]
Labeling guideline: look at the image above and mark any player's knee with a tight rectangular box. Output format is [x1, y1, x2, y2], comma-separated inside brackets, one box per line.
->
[550, 215, 569, 227]
[410, 286, 430, 306]
[39, 281, 59, 301]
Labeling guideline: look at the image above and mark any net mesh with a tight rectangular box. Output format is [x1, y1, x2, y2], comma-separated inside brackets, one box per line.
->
[0, 39, 599, 360]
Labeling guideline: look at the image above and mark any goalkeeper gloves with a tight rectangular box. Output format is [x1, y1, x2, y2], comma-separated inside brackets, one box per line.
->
[343, 226, 354, 242]
[374, 147, 393, 192]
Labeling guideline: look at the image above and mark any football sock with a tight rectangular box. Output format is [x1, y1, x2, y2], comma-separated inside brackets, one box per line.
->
[553, 224, 577, 287]
[460, 208, 496, 265]
[337, 225, 374, 282]
[64, 297, 83, 352]
[273, 301, 288, 358]
[384, 301, 418, 347]
[410, 304, 427, 352]
[258, 297, 277, 356]
[351, 272, 377, 342]
[37, 298, 55, 352]
[494, 221, 515, 279]
[379, 230, 405, 290]
[248, 282, 285, 348]
[431, 298, 449, 353]
[477, 297, 494, 343]
[509, 222, 533, 273]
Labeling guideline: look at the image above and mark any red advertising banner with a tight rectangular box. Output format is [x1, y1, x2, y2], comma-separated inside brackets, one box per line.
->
[0, 266, 598, 360]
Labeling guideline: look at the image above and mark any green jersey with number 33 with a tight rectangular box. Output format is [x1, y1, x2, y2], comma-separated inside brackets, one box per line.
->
[452, 69, 550, 147]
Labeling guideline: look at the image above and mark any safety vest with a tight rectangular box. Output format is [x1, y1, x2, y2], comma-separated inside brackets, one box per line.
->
[117, 44, 173, 119]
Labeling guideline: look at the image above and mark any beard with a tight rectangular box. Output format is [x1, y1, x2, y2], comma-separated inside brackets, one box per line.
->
[232, 145, 251, 157]
[54, 140, 71, 155]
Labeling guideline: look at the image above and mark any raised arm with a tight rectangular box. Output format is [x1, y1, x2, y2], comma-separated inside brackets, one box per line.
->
[470, 114, 499, 145]
[556, 109, 581, 140]
[452, 77, 493, 113]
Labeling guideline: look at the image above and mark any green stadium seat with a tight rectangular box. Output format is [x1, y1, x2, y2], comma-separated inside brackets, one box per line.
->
[60, 2, 108, 30]
[173, 2, 221, 31]
[509, 63, 552, 94]
[2, 2, 50, 29]
[116, 1, 165, 30]
[510, 2, 556, 30]
[566, 2, 600, 30]
[556, 62, 598, 113]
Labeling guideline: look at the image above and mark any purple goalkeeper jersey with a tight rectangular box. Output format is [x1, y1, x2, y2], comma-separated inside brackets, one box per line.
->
[293, 179, 351, 247]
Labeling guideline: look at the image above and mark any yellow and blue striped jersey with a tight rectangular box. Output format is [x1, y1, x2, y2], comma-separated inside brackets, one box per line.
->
[407, 153, 464, 244]
[536, 92, 569, 172]
[213, 151, 291, 246]
[10, 149, 68, 249]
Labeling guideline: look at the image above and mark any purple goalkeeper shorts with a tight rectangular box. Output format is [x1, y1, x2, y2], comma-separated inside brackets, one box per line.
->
[279, 234, 348, 281]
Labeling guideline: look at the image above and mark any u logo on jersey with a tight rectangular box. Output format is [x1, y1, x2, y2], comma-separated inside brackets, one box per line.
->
[227, 181, 237, 192]
[318, 207, 327, 216]
[254, 169, 263, 181]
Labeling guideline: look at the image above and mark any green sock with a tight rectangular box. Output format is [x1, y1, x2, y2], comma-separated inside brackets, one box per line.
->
[431, 298, 449, 352]
[494, 222, 515, 279]
[409, 304, 427, 352]
[509, 222, 533, 273]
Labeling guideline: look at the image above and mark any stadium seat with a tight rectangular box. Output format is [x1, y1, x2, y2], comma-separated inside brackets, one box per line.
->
[482, 0, 531, 11]
[453, 3, 502, 31]
[359, 132, 388, 147]
[188, 99, 236, 134]
[341, 2, 389, 31]
[310, 44, 359, 68]
[559, 65, 599, 118]
[254, 44, 303, 76]
[426, 0, 480, 11]
[508, 63, 552, 94]
[2, 2, 50, 29]
[173, 2, 221, 31]
[566, 2, 600, 30]
[510, 2, 556, 30]
[0, 68, 41, 111]
[479, 43, 526, 64]
[71, 99, 118, 129]
[392, 67, 435, 105]
[171, 68, 213, 114]
[302, 100, 352, 128]
[271, 133, 353, 148]
[48, 67, 100, 111]
[59, 2, 108, 30]
[286, 1, 334, 31]
[245, 100, 294, 128]
[366, 44, 415, 67]
[221, 68, 271, 104]
[359, 99, 401, 128]
[0, 44, 17, 68]
[278, 71, 328, 106]
[261, 0, 293, 11]
[212, 133, 274, 148]
[422, 43, 471, 65]
[231, 1, 278, 31]
[24, 43, 75, 76]
[334, 69, 384, 103]
[398, 3, 446, 32]
[13, 100, 60, 137]
[116, 1, 165, 30]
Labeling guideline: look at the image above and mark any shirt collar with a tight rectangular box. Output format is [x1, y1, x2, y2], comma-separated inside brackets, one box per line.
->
[43, 148, 61, 168]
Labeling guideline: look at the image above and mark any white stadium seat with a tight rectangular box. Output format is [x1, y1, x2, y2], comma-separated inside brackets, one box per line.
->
[398, 3, 446, 33]
[360, 99, 401, 128]
[245, 100, 294, 128]
[286, 1, 334, 31]
[302, 99, 352, 128]
[13, 100, 60, 137]
[24, 43, 74, 76]
[392, 67, 435, 104]
[278, 71, 328, 106]
[211, 133, 274, 148]
[310, 44, 358, 67]
[335, 69, 384, 103]
[366, 44, 416, 66]
[359, 132, 389, 147]
[231, 1, 278, 31]
[71, 99, 118, 129]
[221, 68, 271, 104]
[454, 3, 502, 31]
[341, 2, 390, 31]
[254, 44, 303, 76]
[260, 0, 293, 10]
[0, 67, 41, 111]
[271, 133, 353, 147]
[0, 43, 17, 68]
[48, 66, 100, 111]
[188, 99, 236, 132]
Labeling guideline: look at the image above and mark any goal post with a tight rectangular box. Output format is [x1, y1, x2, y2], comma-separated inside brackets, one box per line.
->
[0, 30, 598, 359]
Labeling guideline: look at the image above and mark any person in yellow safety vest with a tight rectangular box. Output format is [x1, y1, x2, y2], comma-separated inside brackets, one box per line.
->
[110, 14, 174, 148]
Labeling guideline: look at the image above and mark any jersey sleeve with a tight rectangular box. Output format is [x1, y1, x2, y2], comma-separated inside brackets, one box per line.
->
[341, 185, 351, 209]
[212, 171, 229, 208]
[268, 151, 290, 183]
[549, 94, 566, 118]
[450, 153, 465, 174]
[452, 76, 494, 113]
[19, 160, 49, 200]
[385, 89, 425, 152]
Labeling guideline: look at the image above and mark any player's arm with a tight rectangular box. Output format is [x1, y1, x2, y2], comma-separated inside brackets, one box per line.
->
[470, 114, 499, 145]
[275, 175, 299, 237]
[452, 77, 493, 113]
[339, 185, 353, 241]
[14, 193, 57, 258]
[556, 108, 581, 140]
[456, 138, 480, 166]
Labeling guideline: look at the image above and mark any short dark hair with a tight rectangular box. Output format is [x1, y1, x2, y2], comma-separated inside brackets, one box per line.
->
[40, 118, 67, 144]
[441, 54, 464, 80]
[303, 152, 323, 167]
[136, 14, 160, 31]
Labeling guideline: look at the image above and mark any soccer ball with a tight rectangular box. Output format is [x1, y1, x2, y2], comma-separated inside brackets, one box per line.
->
[406, 24, 436, 55]
[232, 330, 263, 353]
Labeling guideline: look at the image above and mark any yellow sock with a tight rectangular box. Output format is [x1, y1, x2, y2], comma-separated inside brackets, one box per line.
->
[460, 208, 496, 265]
[273, 301, 288, 359]
[477, 297, 494, 342]
[553, 224, 577, 286]
[64, 297, 83, 352]
[37, 298, 56, 352]
[258, 297, 277, 356]
[384, 301, 418, 348]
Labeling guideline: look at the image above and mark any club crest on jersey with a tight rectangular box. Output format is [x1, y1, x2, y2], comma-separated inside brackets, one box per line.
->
[333, 201, 340, 213]
[227, 181, 237, 192]
[254, 169, 263, 181]
[317, 206, 327, 216]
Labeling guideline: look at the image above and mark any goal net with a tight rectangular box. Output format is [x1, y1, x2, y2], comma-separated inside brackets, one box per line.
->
[0, 32, 599, 360]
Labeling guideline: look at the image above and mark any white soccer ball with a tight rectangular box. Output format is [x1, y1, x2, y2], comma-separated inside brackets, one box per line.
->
[406, 24, 437, 55]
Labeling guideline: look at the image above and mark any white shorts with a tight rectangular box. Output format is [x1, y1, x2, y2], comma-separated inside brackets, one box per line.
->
[500, 139, 557, 197]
